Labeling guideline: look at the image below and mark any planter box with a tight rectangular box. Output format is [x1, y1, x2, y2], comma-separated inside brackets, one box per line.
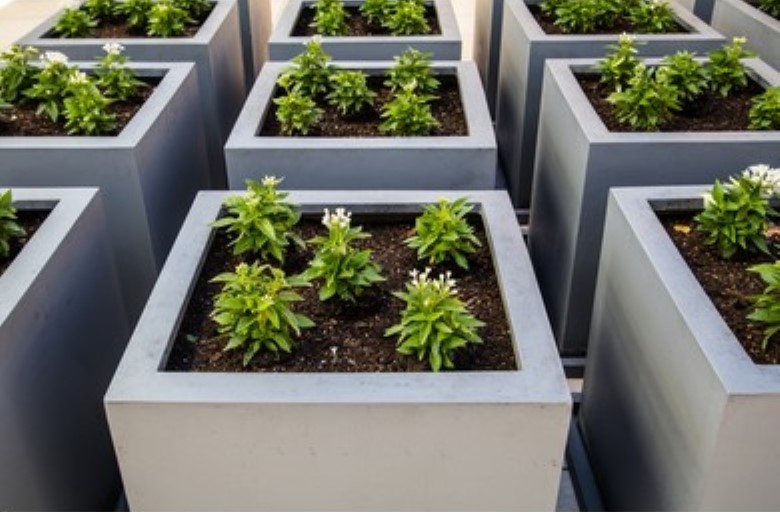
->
[225, 61, 498, 190]
[712, 0, 780, 71]
[675, 0, 716, 21]
[0, 188, 129, 511]
[494, 0, 725, 208]
[580, 186, 780, 510]
[268, 0, 461, 61]
[105, 190, 571, 511]
[528, 57, 780, 356]
[17, 0, 246, 187]
[236, 0, 272, 88]
[473, 0, 504, 116]
[0, 63, 210, 320]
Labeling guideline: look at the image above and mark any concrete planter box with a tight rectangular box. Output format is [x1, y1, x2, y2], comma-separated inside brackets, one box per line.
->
[494, 0, 725, 207]
[473, 0, 504, 116]
[0, 188, 129, 511]
[236, 0, 272, 88]
[17, 0, 246, 187]
[268, 0, 461, 61]
[580, 186, 780, 510]
[0, 63, 210, 320]
[712, 0, 780, 71]
[105, 190, 571, 511]
[528, 57, 780, 355]
[675, 0, 716, 21]
[226, 61, 497, 190]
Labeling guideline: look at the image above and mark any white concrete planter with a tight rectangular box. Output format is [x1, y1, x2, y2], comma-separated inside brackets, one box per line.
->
[712, 0, 780, 71]
[580, 186, 780, 510]
[105, 190, 571, 512]
[494, 0, 725, 207]
[17, 0, 246, 187]
[0, 63, 210, 320]
[528, 57, 780, 355]
[269, 0, 461, 60]
[225, 61, 498, 190]
[473, 0, 504, 116]
[0, 188, 129, 511]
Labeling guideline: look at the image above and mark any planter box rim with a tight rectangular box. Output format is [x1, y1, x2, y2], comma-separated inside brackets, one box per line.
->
[718, 0, 780, 26]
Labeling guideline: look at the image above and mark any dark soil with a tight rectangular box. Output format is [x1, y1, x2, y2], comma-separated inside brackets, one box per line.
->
[744, 0, 779, 20]
[577, 74, 764, 132]
[258, 75, 467, 136]
[0, 210, 50, 277]
[660, 212, 780, 364]
[528, 4, 686, 35]
[0, 80, 156, 136]
[165, 215, 518, 373]
[292, 5, 440, 36]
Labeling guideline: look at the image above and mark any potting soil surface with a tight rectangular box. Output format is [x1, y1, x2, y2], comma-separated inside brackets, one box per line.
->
[293, 5, 441, 36]
[528, 5, 686, 34]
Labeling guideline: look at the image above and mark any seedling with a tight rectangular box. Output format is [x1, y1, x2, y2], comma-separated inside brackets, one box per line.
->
[385, 48, 439, 93]
[405, 197, 481, 269]
[748, 261, 780, 350]
[311, 0, 349, 36]
[63, 71, 117, 135]
[116, 0, 153, 29]
[53, 0, 97, 37]
[274, 87, 324, 135]
[0, 45, 39, 102]
[301, 208, 385, 302]
[0, 190, 26, 259]
[748, 86, 780, 131]
[174, 0, 211, 19]
[608, 63, 679, 130]
[384, 0, 429, 35]
[597, 33, 642, 92]
[656, 50, 708, 104]
[95, 42, 143, 101]
[147, 0, 190, 37]
[627, 0, 677, 33]
[360, 0, 393, 25]
[25, 51, 76, 122]
[552, 0, 607, 33]
[379, 83, 439, 135]
[211, 262, 314, 365]
[278, 37, 333, 98]
[83, 0, 118, 20]
[326, 70, 376, 115]
[705, 37, 755, 97]
[385, 268, 484, 372]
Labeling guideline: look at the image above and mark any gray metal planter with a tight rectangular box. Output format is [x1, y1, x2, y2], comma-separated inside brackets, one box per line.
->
[225, 61, 498, 190]
[236, 0, 272, 88]
[675, 0, 717, 22]
[712, 0, 780, 71]
[494, 0, 725, 208]
[0, 63, 210, 321]
[17, 0, 246, 187]
[528, 57, 780, 356]
[0, 187, 129, 511]
[580, 186, 780, 510]
[473, 0, 504, 116]
[268, 0, 461, 61]
[105, 190, 571, 512]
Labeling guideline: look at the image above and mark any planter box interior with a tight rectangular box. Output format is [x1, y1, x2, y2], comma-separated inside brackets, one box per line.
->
[268, 0, 461, 61]
[105, 190, 571, 511]
[711, 0, 780, 71]
[0, 187, 129, 511]
[494, 0, 725, 208]
[225, 60, 498, 191]
[581, 186, 780, 510]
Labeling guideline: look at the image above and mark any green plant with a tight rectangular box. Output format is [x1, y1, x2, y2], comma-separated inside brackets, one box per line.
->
[404, 197, 481, 269]
[379, 84, 438, 135]
[0, 190, 26, 259]
[360, 0, 393, 25]
[695, 173, 774, 259]
[53, 0, 98, 37]
[0, 45, 39, 102]
[301, 208, 385, 302]
[607, 63, 680, 130]
[63, 71, 117, 135]
[705, 37, 755, 97]
[326, 70, 375, 115]
[95, 42, 143, 101]
[83, 0, 117, 19]
[210, 262, 314, 365]
[211, 177, 304, 262]
[278, 37, 333, 98]
[384, 0, 429, 35]
[552, 0, 605, 33]
[748, 86, 780, 131]
[274, 87, 324, 135]
[24, 51, 76, 122]
[311, 0, 349, 36]
[597, 33, 642, 92]
[147, 0, 189, 37]
[627, 0, 677, 33]
[748, 261, 780, 350]
[742, 163, 780, 197]
[116, 0, 154, 29]
[759, 0, 780, 18]
[384, 48, 439, 93]
[173, 0, 211, 19]
[656, 50, 708, 104]
[385, 268, 484, 371]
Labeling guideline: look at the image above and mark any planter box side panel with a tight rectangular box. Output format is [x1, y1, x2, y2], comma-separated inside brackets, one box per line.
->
[473, 0, 504, 115]
[711, 0, 780, 71]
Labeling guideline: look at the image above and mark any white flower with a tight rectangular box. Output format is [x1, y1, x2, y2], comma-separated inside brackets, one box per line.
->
[41, 51, 69, 67]
[102, 42, 124, 55]
[261, 175, 281, 188]
[618, 32, 635, 45]
[310, 35, 323, 45]
[322, 207, 351, 229]
[61, 0, 80, 10]
[733, 36, 747, 45]
[68, 71, 89, 85]
[743, 164, 780, 197]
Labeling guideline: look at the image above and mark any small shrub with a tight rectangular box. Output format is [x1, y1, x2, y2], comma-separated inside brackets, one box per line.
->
[147, 0, 189, 37]
[211, 262, 314, 365]
[705, 37, 755, 97]
[360, 0, 393, 25]
[173, 0, 211, 19]
[83, 0, 118, 20]
[656, 50, 708, 104]
[552, 0, 605, 33]
[25, 51, 75, 122]
[0, 190, 26, 259]
[311, 0, 349, 36]
[384, 48, 439, 93]
[607, 63, 679, 130]
[326, 70, 375, 115]
[53, 0, 98, 37]
[385, 268, 484, 372]
[278, 37, 333, 98]
[597, 33, 642, 92]
[117, 0, 154, 28]
[379, 84, 439, 136]
[759, 0, 780, 18]
[301, 208, 385, 302]
[0, 45, 39, 102]
[627, 0, 677, 33]
[95, 42, 143, 101]
[748, 261, 780, 350]
[211, 177, 304, 262]
[405, 197, 481, 269]
[748, 86, 780, 131]
[274, 88, 323, 135]
[63, 71, 117, 135]
[384, 0, 429, 35]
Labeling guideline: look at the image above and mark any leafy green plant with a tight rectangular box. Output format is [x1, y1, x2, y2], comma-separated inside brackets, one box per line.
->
[311, 0, 349, 36]
[326, 70, 375, 115]
[627, 0, 677, 33]
[384, 0, 429, 35]
[63, 71, 117, 135]
[301, 208, 385, 302]
[384, 48, 439, 93]
[83, 0, 117, 20]
[211, 177, 304, 262]
[748, 261, 780, 350]
[695, 173, 774, 259]
[705, 37, 755, 97]
[147, 0, 189, 37]
[385, 268, 484, 371]
[210, 262, 314, 365]
[552, 0, 605, 33]
[116, 0, 154, 29]
[274, 87, 324, 135]
[360, 0, 393, 25]
[607, 63, 679, 130]
[24, 51, 76, 122]
[0, 45, 39, 102]
[53, 0, 98, 37]
[405, 197, 481, 269]
[174, 0, 211, 19]
[597, 33, 642, 92]
[748, 86, 780, 131]
[379, 84, 438, 135]
[95, 42, 143, 101]
[759, 0, 780, 18]
[0, 190, 26, 259]
[655, 50, 708, 104]
[278, 37, 333, 98]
